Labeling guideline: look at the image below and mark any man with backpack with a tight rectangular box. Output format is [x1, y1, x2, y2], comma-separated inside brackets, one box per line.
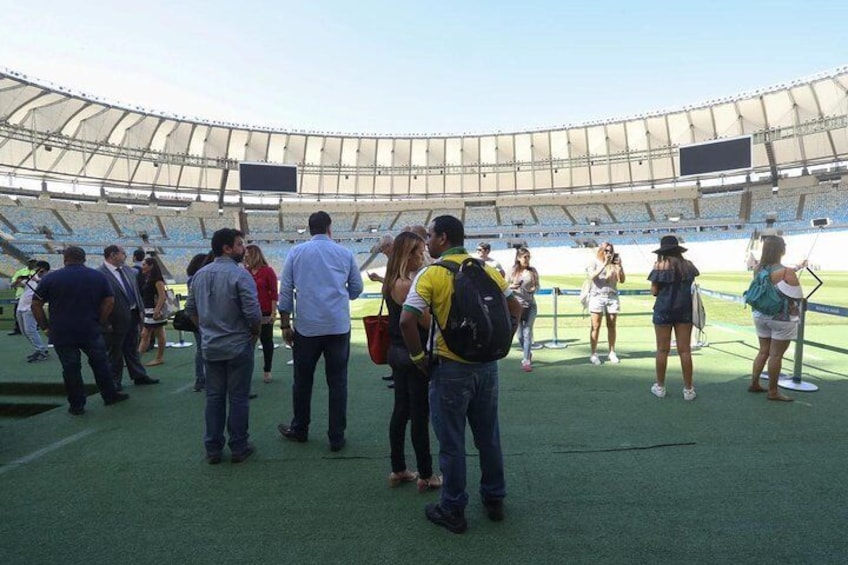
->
[400, 215, 522, 534]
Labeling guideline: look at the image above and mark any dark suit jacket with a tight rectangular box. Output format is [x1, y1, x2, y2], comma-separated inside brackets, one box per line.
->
[98, 263, 144, 334]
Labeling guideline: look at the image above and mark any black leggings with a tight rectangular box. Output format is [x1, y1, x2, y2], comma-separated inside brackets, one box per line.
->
[388, 344, 433, 478]
[260, 322, 275, 372]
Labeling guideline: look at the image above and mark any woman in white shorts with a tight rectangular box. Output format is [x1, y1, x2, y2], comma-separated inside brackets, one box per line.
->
[587, 242, 625, 365]
[749, 236, 803, 402]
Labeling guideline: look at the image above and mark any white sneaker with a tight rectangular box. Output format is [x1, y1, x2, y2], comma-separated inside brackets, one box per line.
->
[683, 388, 697, 401]
[651, 383, 666, 398]
[590, 354, 601, 365]
[607, 351, 620, 364]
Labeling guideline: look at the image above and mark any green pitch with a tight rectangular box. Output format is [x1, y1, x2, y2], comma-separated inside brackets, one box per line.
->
[1, 271, 847, 563]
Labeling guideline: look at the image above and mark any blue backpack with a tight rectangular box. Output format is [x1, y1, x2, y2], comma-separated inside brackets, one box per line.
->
[743, 268, 786, 315]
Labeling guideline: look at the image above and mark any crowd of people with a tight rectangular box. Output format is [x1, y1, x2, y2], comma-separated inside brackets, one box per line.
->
[7, 212, 806, 533]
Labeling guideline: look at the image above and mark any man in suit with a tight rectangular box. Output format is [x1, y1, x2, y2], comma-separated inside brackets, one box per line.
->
[99, 245, 159, 390]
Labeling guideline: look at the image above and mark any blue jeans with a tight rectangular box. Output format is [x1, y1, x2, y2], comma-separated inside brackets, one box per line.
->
[192, 331, 205, 388]
[54, 335, 119, 410]
[204, 341, 254, 456]
[17, 310, 47, 354]
[430, 359, 506, 513]
[290, 331, 350, 445]
[518, 302, 538, 361]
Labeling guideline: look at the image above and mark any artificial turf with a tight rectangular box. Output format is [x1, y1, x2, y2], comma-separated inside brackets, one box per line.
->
[1, 273, 847, 564]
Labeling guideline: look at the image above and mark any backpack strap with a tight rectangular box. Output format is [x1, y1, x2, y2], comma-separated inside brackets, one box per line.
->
[426, 261, 458, 367]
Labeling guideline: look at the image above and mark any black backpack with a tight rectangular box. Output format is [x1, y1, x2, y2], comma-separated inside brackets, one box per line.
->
[431, 258, 513, 363]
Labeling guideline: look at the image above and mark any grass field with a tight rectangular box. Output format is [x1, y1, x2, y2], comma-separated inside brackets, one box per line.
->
[1, 271, 847, 563]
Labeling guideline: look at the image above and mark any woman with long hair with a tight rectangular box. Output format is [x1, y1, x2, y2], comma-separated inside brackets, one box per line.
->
[186, 252, 212, 391]
[138, 256, 167, 366]
[245, 244, 279, 384]
[508, 246, 539, 372]
[587, 242, 626, 365]
[383, 231, 440, 491]
[647, 236, 699, 401]
[748, 236, 802, 402]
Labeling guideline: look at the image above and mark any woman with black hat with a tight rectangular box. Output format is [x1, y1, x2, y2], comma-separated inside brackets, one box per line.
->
[647, 235, 700, 401]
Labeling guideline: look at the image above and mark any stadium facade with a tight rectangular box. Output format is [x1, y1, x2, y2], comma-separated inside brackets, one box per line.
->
[0, 66, 846, 279]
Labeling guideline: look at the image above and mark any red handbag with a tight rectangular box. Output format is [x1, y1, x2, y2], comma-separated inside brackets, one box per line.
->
[363, 299, 390, 365]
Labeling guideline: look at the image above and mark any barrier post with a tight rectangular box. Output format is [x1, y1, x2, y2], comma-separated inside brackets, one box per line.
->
[544, 287, 567, 349]
[166, 293, 193, 349]
[779, 298, 818, 392]
[167, 329, 194, 349]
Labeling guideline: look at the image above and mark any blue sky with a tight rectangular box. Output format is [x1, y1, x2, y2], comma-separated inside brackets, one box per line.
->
[1, 0, 846, 135]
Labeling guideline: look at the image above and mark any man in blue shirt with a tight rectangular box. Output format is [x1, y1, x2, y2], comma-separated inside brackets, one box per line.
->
[185, 229, 261, 464]
[32, 247, 129, 415]
[278, 211, 363, 452]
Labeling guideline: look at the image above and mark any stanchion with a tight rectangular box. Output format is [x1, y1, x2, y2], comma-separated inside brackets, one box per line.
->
[167, 329, 193, 348]
[780, 297, 818, 392]
[544, 287, 568, 349]
[166, 293, 193, 348]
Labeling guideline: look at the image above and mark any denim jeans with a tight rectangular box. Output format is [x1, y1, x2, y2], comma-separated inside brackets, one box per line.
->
[518, 302, 538, 361]
[290, 331, 350, 445]
[192, 331, 205, 388]
[430, 359, 506, 513]
[17, 309, 46, 354]
[54, 335, 119, 410]
[204, 341, 254, 456]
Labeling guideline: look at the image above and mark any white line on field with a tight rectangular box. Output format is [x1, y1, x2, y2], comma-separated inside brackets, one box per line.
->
[0, 428, 97, 476]
[172, 382, 195, 394]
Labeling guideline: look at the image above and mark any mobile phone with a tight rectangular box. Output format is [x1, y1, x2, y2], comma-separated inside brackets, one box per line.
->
[612, 253, 620, 262]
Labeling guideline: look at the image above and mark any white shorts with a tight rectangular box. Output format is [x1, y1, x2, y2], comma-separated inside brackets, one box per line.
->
[588, 293, 620, 314]
[754, 317, 798, 341]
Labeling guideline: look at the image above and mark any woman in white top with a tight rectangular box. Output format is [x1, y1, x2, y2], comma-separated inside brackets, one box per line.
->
[748, 236, 803, 402]
[508, 246, 539, 372]
[587, 242, 625, 365]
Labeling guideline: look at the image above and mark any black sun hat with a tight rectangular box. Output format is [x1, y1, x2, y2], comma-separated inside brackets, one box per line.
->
[653, 235, 687, 255]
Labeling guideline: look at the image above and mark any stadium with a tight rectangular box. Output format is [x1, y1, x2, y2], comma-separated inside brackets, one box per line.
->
[2, 57, 848, 563]
[1, 66, 847, 278]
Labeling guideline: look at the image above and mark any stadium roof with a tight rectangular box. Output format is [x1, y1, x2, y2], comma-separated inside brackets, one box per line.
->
[1, 66, 846, 198]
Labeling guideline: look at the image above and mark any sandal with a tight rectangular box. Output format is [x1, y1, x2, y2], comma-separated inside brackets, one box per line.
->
[417, 475, 443, 492]
[388, 470, 418, 487]
[263, 372, 273, 384]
